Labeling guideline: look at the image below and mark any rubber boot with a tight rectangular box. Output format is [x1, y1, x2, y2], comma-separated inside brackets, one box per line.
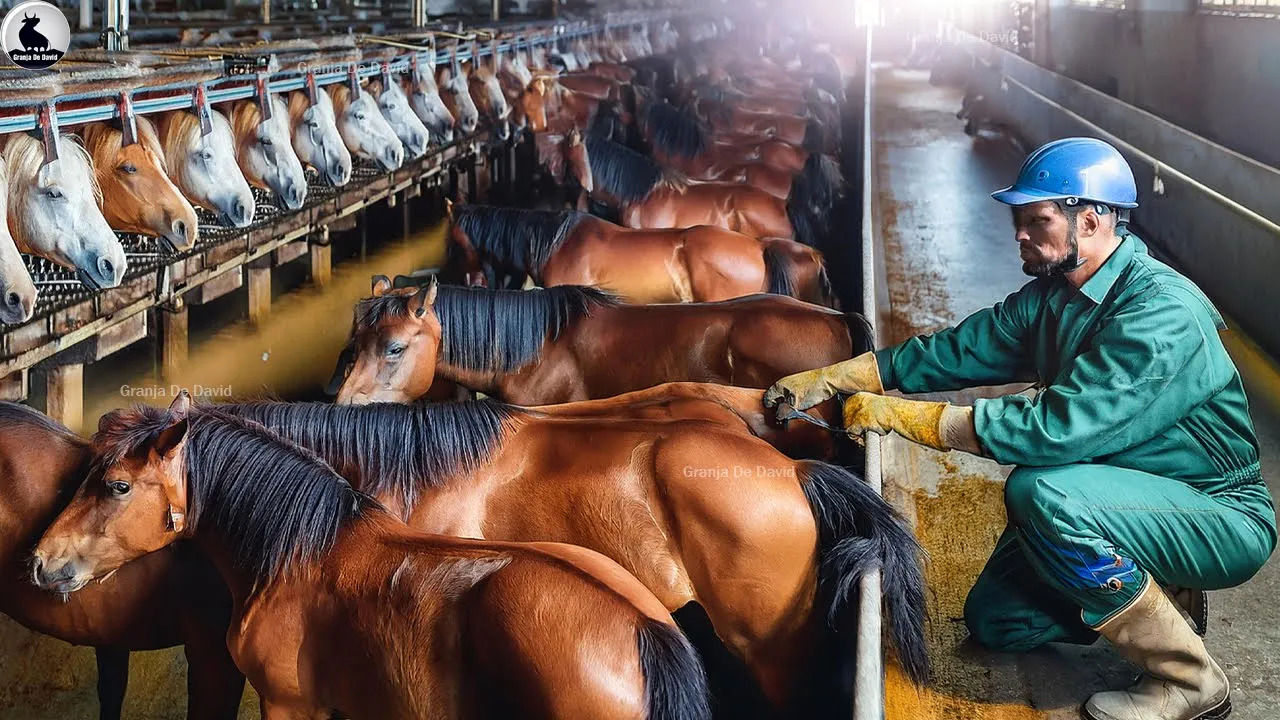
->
[1084, 576, 1230, 720]
[1165, 585, 1208, 636]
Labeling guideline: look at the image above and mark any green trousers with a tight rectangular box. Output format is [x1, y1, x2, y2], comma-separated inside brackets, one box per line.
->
[964, 463, 1275, 652]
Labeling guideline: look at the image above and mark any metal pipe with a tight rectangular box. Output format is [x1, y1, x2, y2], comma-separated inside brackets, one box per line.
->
[852, 25, 885, 720]
[491, 0, 500, 22]
[262, 0, 271, 25]
[79, 0, 91, 31]
[411, 0, 426, 28]
[103, 0, 128, 51]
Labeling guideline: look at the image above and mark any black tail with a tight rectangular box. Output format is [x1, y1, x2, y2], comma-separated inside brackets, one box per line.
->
[797, 460, 929, 685]
[842, 311, 875, 356]
[636, 619, 712, 720]
[785, 195, 824, 251]
[762, 243, 798, 298]
[800, 153, 847, 215]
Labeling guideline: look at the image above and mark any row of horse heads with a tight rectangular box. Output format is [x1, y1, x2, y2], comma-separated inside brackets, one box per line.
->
[0, 28, 649, 326]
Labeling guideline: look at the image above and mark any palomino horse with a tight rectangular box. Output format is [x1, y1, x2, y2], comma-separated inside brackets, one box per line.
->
[285, 88, 352, 186]
[81, 117, 199, 252]
[155, 109, 256, 228]
[586, 135, 827, 249]
[326, 84, 404, 172]
[445, 205, 833, 305]
[407, 57, 457, 144]
[227, 95, 308, 211]
[213, 394, 926, 714]
[366, 75, 430, 159]
[0, 402, 243, 720]
[34, 397, 712, 720]
[2, 132, 127, 289]
[436, 61, 481, 137]
[0, 161, 37, 323]
[334, 280, 867, 407]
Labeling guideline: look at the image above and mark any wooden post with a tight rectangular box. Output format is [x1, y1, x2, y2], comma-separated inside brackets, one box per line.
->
[247, 259, 272, 326]
[310, 242, 332, 287]
[160, 306, 189, 379]
[45, 364, 84, 433]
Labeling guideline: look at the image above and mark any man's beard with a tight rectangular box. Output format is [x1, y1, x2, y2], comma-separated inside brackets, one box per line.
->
[1023, 225, 1084, 278]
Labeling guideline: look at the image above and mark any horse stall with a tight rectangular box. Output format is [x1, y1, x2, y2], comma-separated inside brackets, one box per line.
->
[0, 4, 910, 720]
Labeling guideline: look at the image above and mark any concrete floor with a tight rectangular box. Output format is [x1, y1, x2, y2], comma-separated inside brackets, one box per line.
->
[872, 67, 1280, 720]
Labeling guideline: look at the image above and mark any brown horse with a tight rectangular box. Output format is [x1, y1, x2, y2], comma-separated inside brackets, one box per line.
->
[334, 280, 869, 406]
[81, 117, 199, 252]
[585, 135, 828, 249]
[444, 204, 832, 305]
[533, 129, 594, 197]
[208, 395, 926, 715]
[34, 397, 712, 720]
[0, 402, 243, 720]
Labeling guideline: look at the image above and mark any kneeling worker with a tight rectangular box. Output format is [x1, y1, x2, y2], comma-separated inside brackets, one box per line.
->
[765, 137, 1275, 720]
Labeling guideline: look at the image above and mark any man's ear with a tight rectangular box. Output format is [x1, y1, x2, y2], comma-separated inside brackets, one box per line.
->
[1080, 207, 1101, 237]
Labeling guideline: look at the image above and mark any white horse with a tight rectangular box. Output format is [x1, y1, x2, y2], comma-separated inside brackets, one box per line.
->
[155, 109, 257, 228]
[367, 75, 430, 159]
[0, 159, 37, 323]
[228, 94, 309, 210]
[287, 88, 353, 186]
[327, 84, 404, 172]
[408, 59, 456, 145]
[2, 133, 126, 290]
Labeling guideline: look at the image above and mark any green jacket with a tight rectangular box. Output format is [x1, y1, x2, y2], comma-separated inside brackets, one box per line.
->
[875, 232, 1264, 496]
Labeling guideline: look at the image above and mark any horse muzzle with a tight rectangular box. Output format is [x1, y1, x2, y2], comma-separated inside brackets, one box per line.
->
[31, 554, 92, 595]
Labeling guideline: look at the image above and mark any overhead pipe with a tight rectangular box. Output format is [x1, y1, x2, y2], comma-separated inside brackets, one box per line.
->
[103, 0, 129, 51]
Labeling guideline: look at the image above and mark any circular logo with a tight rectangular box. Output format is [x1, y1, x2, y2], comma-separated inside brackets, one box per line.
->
[2, 1, 69, 70]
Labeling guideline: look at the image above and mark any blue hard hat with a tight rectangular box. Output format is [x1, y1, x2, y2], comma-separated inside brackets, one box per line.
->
[992, 137, 1138, 209]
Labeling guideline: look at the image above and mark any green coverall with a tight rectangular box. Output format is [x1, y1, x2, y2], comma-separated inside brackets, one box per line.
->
[874, 232, 1277, 651]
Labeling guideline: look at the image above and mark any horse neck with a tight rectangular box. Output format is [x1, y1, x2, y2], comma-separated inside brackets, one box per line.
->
[433, 359, 502, 398]
[0, 430, 89, 563]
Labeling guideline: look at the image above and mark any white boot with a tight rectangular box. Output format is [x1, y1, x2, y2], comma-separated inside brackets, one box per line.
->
[1084, 576, 1230, 720]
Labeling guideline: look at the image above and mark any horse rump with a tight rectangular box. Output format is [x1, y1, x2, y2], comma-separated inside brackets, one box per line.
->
[636, 618, 712, 720]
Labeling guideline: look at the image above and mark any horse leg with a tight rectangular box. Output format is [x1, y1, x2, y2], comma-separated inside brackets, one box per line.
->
[94, 647, 129, 720]
[185, 634, 246, 720]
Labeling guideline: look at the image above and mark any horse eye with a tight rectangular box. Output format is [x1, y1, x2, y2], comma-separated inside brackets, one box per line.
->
[44, 188, 63, 200]
[261, 138, 273, 147]
[385, 343, 405, 358]
[108, 480, 131, 496]
[200, 150, 213, 161]
[119, 163, 138, 174]
[355, 113, 367, 121]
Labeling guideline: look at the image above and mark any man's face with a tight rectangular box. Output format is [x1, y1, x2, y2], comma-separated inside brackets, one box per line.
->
[1011, 201, 1078, 277]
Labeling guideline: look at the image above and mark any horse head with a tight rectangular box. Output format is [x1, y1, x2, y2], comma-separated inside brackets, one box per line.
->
[287, 88, 352, 187]
[82, 118, 199, 253]
[335, 277, 441, 405]
[327, 84, 404, 172]
[0, 161, 36, 323]
[368, 77, 429, 160]
[408, 61, 456, 145]
[156, 108, 256, 228]
[229, 95, 308, 211]
[3, 132, 126, 290]
[436, 65, 479, 137]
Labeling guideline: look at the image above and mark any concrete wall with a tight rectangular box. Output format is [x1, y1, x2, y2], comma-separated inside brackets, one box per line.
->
[950, 29, 1280, 360]
[1036, 0, 1280, 171]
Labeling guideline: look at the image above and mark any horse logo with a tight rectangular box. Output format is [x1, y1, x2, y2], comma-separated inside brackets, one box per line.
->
[2, 1, 69, 70]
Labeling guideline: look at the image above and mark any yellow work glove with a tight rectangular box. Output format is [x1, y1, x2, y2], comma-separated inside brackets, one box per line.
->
[843, 392, 984, 455]
[763, 351, 885, 413]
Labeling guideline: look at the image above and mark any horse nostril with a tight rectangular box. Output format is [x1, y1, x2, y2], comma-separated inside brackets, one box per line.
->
[172, 219, 188, 241]
[6, 291, 21, 311]
[98, 256, 115, 281]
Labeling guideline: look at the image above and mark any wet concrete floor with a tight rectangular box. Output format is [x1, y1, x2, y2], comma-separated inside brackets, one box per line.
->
[874, 68, 1280, 719]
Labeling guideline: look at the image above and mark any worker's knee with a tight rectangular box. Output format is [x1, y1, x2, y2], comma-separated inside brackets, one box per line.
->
[1004, 466, 1075, 537]
[962, 582, 1046, 653]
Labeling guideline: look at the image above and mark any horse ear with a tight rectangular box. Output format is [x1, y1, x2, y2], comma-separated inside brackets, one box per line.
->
[444, 197, 455, 218]
[567, 127, 581, 145]
[155, 417, 189, 460]
[409, 277, 438, 318]
[371, 274, 391, 296]
[168, 389, 192, 418]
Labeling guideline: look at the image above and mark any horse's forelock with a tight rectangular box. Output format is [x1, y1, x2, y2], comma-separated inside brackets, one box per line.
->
[93, 404, 174, 465]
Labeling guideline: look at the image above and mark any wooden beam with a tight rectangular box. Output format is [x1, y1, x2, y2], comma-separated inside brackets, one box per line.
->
[45, 364, 84, 434]
[310, 241, 332, 287]
[0, 369, 26, 402]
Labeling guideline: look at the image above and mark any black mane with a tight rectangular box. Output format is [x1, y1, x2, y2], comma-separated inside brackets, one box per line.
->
[643, 99, 707, 160]
[95, 406, 372, 586]
[354, 284, 619, 373]
[454, 205, 586, 275]
[213, 400, 524, 510]
[586, 135, 666, 203]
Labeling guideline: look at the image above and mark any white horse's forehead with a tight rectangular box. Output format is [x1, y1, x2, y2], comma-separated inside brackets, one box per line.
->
[351, 91, 379, 113]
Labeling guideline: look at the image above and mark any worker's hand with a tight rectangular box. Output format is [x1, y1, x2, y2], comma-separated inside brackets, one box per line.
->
[763, 351, 885, 415]
[842, 392, 947, 450]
